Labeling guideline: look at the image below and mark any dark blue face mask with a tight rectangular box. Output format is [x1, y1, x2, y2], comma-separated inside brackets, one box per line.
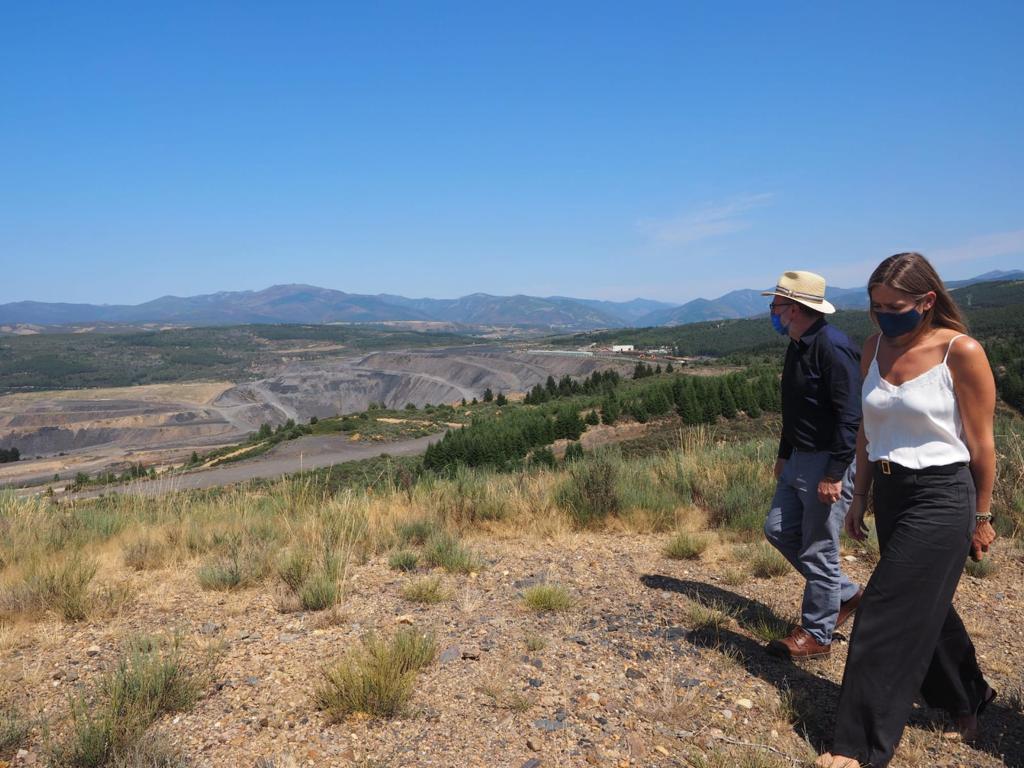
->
[876, 306, 923, 338]
[770, 312, 789, 335]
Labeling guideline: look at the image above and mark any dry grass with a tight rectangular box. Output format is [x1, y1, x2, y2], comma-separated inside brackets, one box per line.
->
[401, 576, 447, 604]
[521, 583, 575, 613]
[1, 423, 1021, 767]
[747, 542, 790, 579]
[315, 628, 436, 720]
[663, 531, 709, 560]
[476, 682, 534, 713]
[51, 635, 208, 767]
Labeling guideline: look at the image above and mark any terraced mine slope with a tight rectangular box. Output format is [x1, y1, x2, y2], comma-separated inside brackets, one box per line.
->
[0, 347, 636, 487]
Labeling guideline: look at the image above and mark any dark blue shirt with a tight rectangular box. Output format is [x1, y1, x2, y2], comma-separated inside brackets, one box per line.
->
[778, 318, 862, 480]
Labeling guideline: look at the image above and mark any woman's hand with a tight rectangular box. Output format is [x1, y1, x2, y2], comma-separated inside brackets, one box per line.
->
[970, 519, 997, 562]
[844, 496, 869, 541]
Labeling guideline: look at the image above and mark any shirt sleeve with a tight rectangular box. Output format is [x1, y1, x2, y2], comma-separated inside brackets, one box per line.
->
[822, 336, 862, 480]
[778, 434, 793, 460]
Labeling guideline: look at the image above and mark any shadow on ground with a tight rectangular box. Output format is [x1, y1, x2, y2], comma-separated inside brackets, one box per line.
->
[640, 574, 1024, 768]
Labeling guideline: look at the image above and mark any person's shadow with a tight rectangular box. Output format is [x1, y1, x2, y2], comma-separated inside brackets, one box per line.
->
[640, 574, 1024, 767]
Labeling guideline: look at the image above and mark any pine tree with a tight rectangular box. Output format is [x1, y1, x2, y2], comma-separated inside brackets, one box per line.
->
[720, 379, 738, 419]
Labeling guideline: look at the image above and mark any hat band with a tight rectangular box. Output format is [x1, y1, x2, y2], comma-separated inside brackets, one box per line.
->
[774, 285, 826, 303]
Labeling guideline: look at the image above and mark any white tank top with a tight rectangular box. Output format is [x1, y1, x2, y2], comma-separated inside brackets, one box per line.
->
[862, 334, 971, 469]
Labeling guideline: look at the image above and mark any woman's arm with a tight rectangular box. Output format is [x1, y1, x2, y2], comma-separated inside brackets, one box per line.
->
[948, 335, 997, 559]
[844, 334, 877, 540]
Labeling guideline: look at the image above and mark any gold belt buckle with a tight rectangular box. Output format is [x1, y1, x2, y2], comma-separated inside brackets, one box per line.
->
[880, 459, 891, 475]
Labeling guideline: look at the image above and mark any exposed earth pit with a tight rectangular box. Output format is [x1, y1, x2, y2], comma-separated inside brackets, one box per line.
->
[0, 347, 637, 487]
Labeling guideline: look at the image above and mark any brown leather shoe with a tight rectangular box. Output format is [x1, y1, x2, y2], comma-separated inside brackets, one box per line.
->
[768, 627, 831, 659]
[836, 587, 864, 629]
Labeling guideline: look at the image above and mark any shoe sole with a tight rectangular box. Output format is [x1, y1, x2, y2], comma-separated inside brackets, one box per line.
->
[766, 642, 831, 660]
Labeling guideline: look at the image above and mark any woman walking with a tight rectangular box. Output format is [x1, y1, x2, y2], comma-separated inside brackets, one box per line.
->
[816, 252, 998, 768]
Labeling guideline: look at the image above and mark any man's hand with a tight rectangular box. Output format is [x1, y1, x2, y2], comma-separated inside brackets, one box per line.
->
[817, 478, 842, 505]
[844, 497, 869, 541]
[970, 519, 997, 562]
[774, 458, 786, 480]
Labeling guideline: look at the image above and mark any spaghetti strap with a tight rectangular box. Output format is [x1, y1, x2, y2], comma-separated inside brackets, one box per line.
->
[872, 334, 883, 362]
[943, 334, 967, 363]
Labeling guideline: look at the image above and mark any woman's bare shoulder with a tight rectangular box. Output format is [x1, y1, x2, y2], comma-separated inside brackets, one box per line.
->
[944, 332, 988, 369]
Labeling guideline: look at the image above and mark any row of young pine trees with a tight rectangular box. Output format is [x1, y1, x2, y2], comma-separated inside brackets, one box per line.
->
[422, 366, 780, 472]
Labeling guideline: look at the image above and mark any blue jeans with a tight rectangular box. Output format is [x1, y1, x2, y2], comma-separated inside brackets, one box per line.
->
[764, 450, 860, 644]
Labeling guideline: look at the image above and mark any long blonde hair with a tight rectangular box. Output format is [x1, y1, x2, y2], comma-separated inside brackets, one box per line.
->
[868, 252, 968, 333]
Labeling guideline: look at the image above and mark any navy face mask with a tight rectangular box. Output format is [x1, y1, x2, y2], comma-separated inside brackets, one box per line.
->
[876, 306, 923, 338]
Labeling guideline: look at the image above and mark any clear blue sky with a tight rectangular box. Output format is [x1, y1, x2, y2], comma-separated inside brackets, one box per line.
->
[2, 2, 1022, 305]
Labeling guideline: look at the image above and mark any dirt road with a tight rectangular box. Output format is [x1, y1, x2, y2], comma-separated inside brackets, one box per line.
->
[69, 432, 443, 498]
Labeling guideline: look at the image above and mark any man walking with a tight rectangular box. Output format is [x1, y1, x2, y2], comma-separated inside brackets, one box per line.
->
[763, 271, 863, 659]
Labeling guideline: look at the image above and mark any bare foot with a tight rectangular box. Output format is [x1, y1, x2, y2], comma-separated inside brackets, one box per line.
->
[955, 685, 996, 742]
[815, 755, 860, 768]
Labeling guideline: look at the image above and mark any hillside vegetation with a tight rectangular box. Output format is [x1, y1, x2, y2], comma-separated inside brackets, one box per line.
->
[1, 408, 1022, 767]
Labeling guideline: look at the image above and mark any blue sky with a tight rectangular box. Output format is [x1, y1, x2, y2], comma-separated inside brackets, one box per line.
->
[2, 2, 1023, 305]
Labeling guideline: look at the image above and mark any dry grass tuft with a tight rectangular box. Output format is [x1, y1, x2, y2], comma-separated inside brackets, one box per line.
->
[747, 543, 790, 579]
[663, 531, 709, 560]
[52, 635, 208, 767]
[388, 550, 419, 572]
[315, 628, 436, 720]
[401, 576, 447, 604]
[522, 584, 575, 613]
[476, 682, 534, 713]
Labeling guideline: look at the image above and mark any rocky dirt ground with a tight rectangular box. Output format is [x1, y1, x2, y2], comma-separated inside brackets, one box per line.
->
[3, 532, 1022, 768]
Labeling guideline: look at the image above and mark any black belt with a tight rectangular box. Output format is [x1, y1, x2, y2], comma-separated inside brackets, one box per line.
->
[875, 460, 967, 476]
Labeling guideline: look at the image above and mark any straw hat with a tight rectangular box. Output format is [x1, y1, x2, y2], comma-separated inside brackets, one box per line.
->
[761, 271, 836, 314]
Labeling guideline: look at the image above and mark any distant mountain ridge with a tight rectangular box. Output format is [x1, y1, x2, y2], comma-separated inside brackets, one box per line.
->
[2, 270, 1022, 330]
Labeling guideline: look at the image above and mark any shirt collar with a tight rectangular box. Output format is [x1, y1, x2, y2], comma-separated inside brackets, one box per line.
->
[795, 317, 827, 349]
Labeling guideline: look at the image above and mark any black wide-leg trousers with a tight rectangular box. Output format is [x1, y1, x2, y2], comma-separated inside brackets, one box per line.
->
[831, 465, 989, 768]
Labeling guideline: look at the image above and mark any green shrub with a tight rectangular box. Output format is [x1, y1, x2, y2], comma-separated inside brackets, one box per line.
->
[53, 637, 204, 767]
[196, 558, 243, 591]
[315, 629, 436, 719]
[556, 452, 621, 528]
[300, 574, 338, 611]
[615, 463, 678, 530]
[395, 519, 438, 546]
[1, 706, 29, 754]
[748, 543, 790, 578]
[388, 549, 419, 572]
[196, 543, 273, 591]
[965, 557, 999, 579]
[522, 584, 575, 613]
[688, 442, 775, 532]
[422, 532, 482, 574]
[401, 576, 447, 604]
[663, 532, 708, 560]
[277, 549, 312, 593]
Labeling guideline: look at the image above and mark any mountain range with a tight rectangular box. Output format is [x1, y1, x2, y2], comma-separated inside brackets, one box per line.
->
[2, 270, 1022, 331]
